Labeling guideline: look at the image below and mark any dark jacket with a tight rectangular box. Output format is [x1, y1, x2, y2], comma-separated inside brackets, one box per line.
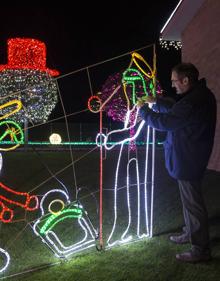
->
[139, 79, 216, 180]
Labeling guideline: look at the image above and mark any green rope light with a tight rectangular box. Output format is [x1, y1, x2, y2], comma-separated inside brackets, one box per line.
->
[0, 120, 24, 143]
[122, 68, 148, 105]
[0, 141, 163, 145]
[40, 208, 83, 235]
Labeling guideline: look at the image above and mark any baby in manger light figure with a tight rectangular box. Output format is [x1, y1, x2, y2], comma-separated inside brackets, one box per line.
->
[90, 53, 162, 247]
[32, 189, 98, 258]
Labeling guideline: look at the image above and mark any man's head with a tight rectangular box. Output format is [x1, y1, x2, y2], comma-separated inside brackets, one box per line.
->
[171, 63, 199, 94]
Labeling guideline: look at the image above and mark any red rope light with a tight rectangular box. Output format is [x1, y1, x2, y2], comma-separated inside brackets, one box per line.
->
[0, 38, 59, 76]
[0, 182, 39, 212]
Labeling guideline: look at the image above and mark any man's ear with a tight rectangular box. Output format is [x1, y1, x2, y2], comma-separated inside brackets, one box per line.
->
[183, 77, 189, 85]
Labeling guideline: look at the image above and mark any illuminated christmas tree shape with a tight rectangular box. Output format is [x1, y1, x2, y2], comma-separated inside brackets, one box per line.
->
[32, 189, 97, 258]
[91, 52, 158, 247]
[0, 38, 59, 124]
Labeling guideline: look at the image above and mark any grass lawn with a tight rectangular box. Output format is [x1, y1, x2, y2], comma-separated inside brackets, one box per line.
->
[0, 148, 220, 280]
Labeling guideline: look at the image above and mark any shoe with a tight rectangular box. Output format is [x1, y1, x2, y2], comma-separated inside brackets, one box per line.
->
[176, 250, 212, 263]
[169, 233, 189, 244]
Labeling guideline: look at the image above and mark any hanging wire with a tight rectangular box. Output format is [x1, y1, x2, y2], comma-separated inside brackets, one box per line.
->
[86, 67, 94, 96]
[55, 80, 78, 199]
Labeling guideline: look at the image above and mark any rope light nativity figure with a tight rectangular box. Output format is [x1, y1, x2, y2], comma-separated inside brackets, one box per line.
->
[0, 38, 58, 272]
[32, 188, 98, 258]
[0, 101, 38, 273]
[0, 38, 98, 265]
[0, 100, 38, 223]
[89, 51, 162, 247]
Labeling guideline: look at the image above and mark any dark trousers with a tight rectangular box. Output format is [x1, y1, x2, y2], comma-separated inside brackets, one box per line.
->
[178, 180, 210, 252]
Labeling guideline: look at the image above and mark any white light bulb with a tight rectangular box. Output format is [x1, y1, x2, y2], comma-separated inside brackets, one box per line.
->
[49, 133, 62, 144]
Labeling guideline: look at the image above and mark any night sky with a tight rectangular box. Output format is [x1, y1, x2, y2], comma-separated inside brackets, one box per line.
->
[0, 2, 181, 122]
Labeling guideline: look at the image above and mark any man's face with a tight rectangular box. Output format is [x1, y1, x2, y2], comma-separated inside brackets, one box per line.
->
[171, 71, 190, 94]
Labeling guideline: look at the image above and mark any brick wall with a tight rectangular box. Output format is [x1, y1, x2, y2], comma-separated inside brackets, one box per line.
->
[182, 0, 220, 171]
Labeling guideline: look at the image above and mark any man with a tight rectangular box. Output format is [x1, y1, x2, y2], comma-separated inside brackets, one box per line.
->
[137, 63, 216, 263]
